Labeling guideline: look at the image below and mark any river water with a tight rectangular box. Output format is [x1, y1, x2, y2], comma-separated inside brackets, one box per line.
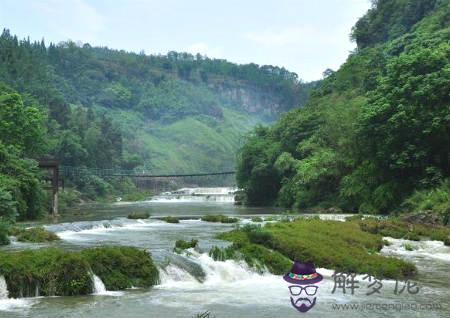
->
[0, 188, 449, 317]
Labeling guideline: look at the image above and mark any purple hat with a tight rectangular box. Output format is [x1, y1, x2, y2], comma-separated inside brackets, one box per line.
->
[283, 260, 323, 285]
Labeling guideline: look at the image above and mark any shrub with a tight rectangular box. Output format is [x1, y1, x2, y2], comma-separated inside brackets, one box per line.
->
[251, 216, 263, 222]
[201, 214, 238, 223]
[162, 216, 180, 223]
[82, 246, 159, 290]
[127, 211, 150, 219]
[175, 239, 198, 250]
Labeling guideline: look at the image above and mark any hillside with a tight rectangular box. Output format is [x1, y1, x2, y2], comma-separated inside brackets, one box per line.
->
[0, 32, 316, 173]
[237, 0, 450, 219]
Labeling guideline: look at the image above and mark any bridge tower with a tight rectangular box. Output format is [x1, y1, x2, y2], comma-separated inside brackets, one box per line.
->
[38, 158, 61, 216]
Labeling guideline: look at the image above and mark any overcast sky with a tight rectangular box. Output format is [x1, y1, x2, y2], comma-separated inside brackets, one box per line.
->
[0, 0, 371, 81]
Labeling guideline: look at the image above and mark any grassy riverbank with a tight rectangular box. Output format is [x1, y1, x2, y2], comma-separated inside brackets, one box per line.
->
[0, 246, 159, 297]
[216, 218, 417, 279]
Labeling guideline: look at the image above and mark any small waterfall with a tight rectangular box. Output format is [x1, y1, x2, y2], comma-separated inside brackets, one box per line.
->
[0, 276, 8, 299]
[159, 251, 272, 288]
[91, 274, 107, 294]
[151, 187, 237, 203]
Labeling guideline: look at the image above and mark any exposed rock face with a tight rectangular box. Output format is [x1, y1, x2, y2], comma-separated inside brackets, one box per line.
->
[210, 83, 288, 120]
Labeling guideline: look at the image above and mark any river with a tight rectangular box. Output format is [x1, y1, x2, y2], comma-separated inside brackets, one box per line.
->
[0, 188, 449, 317]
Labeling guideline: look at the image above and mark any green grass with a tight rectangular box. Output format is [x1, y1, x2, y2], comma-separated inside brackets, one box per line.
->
[162, 216, 180, 223]
[0, 246, 159, 297]
[127, 211, 150, 219]
[201, 214, 238, 223]
[9, 227, 60, 243]
[217, 219, 416, 279]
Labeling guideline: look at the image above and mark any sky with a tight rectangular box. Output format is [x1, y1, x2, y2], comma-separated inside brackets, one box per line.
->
[0, 0, 371, 81]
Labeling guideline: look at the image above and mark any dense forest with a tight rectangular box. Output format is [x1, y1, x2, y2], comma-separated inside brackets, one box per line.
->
[0, 29, 315, 228]
[237, 0, 450, 221]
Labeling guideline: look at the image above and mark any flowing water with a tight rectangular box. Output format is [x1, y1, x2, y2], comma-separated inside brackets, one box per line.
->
[0, 188, 449, 317]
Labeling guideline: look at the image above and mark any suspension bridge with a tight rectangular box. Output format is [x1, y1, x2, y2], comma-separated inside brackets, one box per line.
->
[38, 159, 236, 216]
[60, 166, 236, 178]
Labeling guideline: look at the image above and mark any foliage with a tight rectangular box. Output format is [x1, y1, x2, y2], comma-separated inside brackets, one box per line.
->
[9, 226, 60, 243]
[351, 0, 439, 48]
[0, 186, 17, 222]
[201, 214, 238, 223]
[81, 246, 159, 290]
[219, 218, 416, 279]
[127, 211, 150, 219]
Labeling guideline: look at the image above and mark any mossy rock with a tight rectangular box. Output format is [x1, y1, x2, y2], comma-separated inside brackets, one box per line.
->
[251, 216, 263, 222]
[10, 227, 60, 243]
[127, 211, 150, 219]
[175, 239, 198, 251]
[0, 248, 92, 297]
[0, 246, 159, 298]
[218, 218, 416, 279]
[82, 246, 159, 290]
[162, 216, 180, 223]
[201, 214, 238, 223]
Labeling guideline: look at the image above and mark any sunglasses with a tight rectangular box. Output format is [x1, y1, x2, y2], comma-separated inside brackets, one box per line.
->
[289, 285, 318, 296]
